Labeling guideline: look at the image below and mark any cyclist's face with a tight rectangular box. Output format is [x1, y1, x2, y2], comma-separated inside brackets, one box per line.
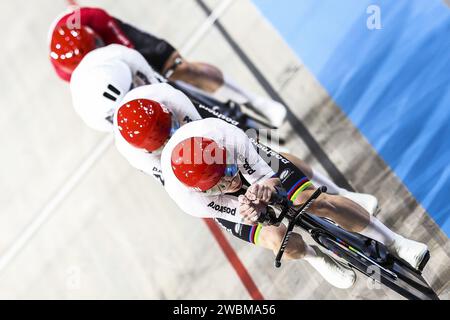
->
[225, 173, 242, 193]
[202, 168, 241, 196]
[218, 173, 242, 193]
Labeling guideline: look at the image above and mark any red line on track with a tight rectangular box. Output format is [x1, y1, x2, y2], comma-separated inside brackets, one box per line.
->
[203, 219, 264, 300]
[65, 0, 264, 301]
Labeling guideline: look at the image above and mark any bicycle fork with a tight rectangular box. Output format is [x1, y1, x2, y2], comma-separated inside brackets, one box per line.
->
[274, 187, 326, 268]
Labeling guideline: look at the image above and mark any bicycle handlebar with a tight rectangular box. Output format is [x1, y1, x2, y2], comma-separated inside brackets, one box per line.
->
[256, 186, 291, 226]
[257, 185, 327, 267]
[257, 186, 327, 225]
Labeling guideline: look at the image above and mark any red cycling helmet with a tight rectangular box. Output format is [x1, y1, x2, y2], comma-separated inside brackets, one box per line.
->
[117, 99, 172, 152]
[50, 25, 98, 75]
[171, 137, 228, 191]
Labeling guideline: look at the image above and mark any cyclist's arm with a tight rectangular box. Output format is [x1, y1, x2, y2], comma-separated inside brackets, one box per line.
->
[114, 132, 165, 182]
[165, 178, 246, 224]
[113, 19, 176, 72]
[225, 121, 276, 184]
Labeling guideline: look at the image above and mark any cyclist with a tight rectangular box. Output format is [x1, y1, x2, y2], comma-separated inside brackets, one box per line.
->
[111, 86, 381, 288]
[113, 84, 377, 212]
[70, 44, 158, 132]
[160, 118, 430, 289]
[71, 45, 379, 214]
[113, 83, 201, 184]
[49, 6, 286, 126]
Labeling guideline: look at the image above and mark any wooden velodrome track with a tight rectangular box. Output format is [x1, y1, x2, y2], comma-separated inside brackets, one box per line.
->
[0, 0, 448, 299]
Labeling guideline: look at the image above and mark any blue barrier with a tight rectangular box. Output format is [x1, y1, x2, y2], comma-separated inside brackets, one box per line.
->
[253, 0, 450, 235]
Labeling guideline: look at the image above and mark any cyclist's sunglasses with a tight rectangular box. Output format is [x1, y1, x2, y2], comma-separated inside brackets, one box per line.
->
[224, 163, 239, 178]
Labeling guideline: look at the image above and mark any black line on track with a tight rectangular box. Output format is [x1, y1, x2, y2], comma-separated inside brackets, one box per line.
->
[195, 0, 354, 191]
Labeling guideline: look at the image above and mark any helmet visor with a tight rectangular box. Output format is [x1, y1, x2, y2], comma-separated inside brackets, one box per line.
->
[201, 163, 240, 196]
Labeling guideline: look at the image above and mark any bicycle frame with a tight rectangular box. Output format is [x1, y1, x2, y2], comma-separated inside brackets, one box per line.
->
[261, 186, 439, 300]
[169, 80, 276, 131]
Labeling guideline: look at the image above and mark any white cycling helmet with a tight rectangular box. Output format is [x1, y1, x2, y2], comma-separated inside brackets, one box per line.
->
[70, 59, 133, 132]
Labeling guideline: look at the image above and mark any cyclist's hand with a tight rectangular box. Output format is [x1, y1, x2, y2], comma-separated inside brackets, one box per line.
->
[246, 180, 277, 204]
[238, 195, 266, 225]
